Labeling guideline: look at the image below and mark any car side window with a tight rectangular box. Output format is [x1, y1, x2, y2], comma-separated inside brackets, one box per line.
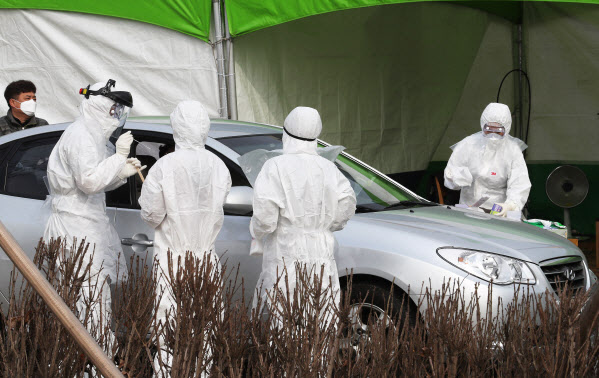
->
[2, 136, 59, 200]
[127, 131, 250, 209]
[0, 143, 13, 189]
[0, 143, 11, 162]
[133, 139, 169, 203]
[208, 148, 250, 188]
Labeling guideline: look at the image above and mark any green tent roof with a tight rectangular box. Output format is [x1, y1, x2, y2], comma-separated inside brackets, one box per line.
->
[225, 0, 599, 36]
[0, 0, 212, 41]
[2, 1, 598, 41]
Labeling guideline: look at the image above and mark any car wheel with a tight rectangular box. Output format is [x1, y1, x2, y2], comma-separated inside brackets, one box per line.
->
[343, 281, 417, 347]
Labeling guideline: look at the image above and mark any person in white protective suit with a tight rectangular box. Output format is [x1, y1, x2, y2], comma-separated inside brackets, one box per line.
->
[250, 106, 356, 322]
[444, 102, 531, 216]
[138, 100, 231, 375]
[44, 80, 141, 350]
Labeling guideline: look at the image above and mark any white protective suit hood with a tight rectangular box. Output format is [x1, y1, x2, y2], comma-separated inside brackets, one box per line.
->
[282, 106, 322, 155]
[480, 102, 512, 135]
[171, 100, 210, 150]
[79, 82, 120, 140]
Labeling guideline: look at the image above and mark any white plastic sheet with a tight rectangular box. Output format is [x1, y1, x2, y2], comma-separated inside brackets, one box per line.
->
[0, 9, 220, 123]
[238, 145, 345, 186]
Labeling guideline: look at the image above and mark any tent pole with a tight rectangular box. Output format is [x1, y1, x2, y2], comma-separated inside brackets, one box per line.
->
[223, 0, 238, 120]
[213, 0, 229, 119]
[517, 23, 524, 141]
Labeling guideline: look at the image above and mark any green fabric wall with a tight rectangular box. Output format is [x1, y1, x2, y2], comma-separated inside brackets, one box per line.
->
[235, 2, 514, 174]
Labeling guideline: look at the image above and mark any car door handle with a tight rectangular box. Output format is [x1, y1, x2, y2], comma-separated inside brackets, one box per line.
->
[121, 238, 154, 247]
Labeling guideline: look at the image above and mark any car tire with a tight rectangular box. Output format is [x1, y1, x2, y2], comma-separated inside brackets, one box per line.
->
[345, 281, 418, 339]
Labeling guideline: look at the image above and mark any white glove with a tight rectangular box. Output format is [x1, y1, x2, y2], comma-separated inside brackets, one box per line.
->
[115, 131, 133, 157]
[117, 158, 147, 180]
[496, 201, 518, 217]
[126, 157, 142, 168]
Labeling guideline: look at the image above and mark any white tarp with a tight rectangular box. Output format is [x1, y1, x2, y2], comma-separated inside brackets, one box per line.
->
[0, 9, 220, 123]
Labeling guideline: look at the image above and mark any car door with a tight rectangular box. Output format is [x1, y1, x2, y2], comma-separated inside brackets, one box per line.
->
[0, 133, 61, 310]
[119, 130, 257, 302]
[0, 131, 133, 311]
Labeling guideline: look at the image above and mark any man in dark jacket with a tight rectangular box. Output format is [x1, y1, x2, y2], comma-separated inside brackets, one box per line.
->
[0, 80, 48, 136]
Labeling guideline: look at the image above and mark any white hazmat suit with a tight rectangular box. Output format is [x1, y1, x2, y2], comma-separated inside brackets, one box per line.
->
[44, 82, 138, 345]
[444, 103, 531, 214]
[139, 101, 231, 373]
[250, 106, 356, 315]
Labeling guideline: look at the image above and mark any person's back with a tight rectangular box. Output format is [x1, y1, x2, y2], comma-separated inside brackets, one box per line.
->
[256, 153, 351, 263]
[142, 147, 230, 255]
[251, 106, 356, 310]
[139, 100, 231, 375]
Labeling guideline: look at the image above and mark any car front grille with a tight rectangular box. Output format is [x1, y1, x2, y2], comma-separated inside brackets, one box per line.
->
[540, 256, 586, 294]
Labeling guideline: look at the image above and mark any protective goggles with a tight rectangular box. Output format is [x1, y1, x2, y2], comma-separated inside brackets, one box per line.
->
[483, 124, 505, 135]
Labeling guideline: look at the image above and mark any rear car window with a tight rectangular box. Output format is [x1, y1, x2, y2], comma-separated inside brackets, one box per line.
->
[3, 137, 59, 200]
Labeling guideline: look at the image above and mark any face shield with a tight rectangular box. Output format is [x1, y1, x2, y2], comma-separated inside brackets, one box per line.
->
[107, 103, 131, 148]
[111, 102, 131, 126]
[80, 79, 133, 148]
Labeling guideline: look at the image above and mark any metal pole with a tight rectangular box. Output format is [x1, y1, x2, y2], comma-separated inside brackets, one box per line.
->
[0, 222, 124, 377]
[517, 24, 524, 141]
[223, 0, 238, 120]
[564, 208, 572, 239]
[213, 0, 229, 119]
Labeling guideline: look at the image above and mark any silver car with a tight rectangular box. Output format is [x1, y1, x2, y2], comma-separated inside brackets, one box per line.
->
[0, 119, 595, 327]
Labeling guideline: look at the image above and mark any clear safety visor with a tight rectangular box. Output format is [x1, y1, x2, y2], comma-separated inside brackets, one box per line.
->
[483, 124, 505, 135]
[110, 103, 131, 121]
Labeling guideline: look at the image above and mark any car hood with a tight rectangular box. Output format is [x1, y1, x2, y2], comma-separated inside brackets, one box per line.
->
[353, 205, 581, 263]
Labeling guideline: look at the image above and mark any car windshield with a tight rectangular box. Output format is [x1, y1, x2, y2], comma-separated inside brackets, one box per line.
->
[218, 134, 430, 212]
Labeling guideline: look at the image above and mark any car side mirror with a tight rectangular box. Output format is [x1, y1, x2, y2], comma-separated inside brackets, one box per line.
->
[224, 186, 253, 215]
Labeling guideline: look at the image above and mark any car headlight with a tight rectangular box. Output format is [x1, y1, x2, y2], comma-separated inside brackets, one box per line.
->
[437, 248, 536, 285]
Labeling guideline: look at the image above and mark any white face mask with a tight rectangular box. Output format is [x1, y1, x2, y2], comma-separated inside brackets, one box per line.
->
[484, 132, 503, 140]
[14, 99, 37, 116]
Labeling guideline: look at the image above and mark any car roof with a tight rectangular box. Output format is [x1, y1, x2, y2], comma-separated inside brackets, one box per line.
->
[0, 118, 283, 144]
[0, 116, 426, 202]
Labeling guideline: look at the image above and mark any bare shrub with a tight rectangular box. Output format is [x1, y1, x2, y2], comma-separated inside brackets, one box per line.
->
[153, 251, 225, 377]
[0, 240, 597, 377]
[112, 253, 159, 377]
[0, 238, 96, 377]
